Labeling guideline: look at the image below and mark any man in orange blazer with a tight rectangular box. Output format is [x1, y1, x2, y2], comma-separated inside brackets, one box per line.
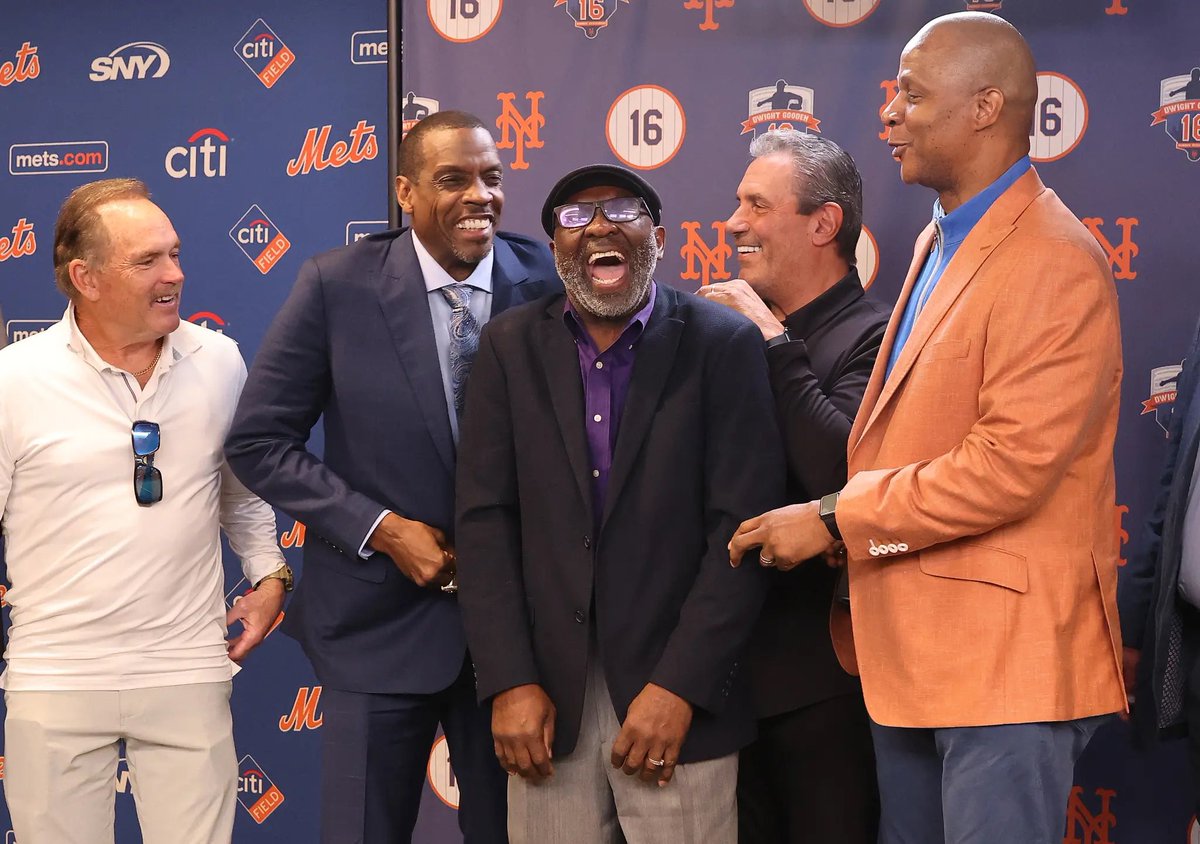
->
[729, 12, 1126, 843]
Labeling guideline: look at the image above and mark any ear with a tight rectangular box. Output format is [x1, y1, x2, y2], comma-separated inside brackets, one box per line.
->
[810, 202, 844, 250]
[395, 175, 415, 216]
[653, 226, 666, 259]
[974, 87, 1005, 131]
[68, 258, 101, 302]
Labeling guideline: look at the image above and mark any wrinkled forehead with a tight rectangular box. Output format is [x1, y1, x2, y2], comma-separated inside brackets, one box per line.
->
[564, 184, 636, 205]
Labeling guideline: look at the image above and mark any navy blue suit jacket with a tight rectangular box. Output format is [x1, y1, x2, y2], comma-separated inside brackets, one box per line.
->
[225, 228, 559, 694]
[1122, 315, 1200, 737]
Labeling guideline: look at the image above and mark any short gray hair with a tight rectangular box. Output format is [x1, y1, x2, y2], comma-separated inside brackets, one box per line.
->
[748, 130, 862, 264]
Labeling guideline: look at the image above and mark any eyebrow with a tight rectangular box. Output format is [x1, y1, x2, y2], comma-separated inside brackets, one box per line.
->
[128, 241, 180, 263]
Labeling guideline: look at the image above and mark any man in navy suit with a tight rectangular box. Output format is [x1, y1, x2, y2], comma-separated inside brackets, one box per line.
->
[225, 111, 560, 843]
[1122, 315, 1200, 810]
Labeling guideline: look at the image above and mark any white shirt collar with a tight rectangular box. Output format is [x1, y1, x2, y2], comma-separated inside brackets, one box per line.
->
[411, 231, 495, 294]
[64, 303, 200, 373]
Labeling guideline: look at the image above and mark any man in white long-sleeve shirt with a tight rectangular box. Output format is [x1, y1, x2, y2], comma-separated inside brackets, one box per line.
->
[0, 178, 289, 844]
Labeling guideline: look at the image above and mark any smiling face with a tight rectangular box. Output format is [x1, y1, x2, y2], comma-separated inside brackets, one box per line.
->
[395, 126, 504, 280]
[77, 198, 183, 343]
[551, 185, 664, 321]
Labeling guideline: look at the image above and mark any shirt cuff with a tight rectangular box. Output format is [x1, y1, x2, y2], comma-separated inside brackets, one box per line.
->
[359, 510, 391, 559]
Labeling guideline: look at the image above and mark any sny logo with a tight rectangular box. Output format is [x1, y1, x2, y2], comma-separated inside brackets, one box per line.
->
[90, 41, 170, 82]
[235, 19, 295, 88]
[683, 0, 734, 31]
[1152, 68, 1200, 162]
[496, 92, 545, 170]
[1063, 785, 1116, 844]
[1142, 361, 1183, 434]
[401, 93, 440, 138]
[1081, 217, 1138, 280]
[0, 219, 35, 263]
[165, 128, 229, 179]
[0, 42, 39, 86]
[743, 79, 821, 136]
[679, 221, 732, 287]
[279, 686, 323, 731]
[229, 206, 290, 275]
[237, 755, 285, 824]
[287, 120, 378, 177]
[554, 0, 630, 39]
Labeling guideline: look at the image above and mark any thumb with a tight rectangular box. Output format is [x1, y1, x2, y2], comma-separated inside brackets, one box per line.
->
[543, 709, 556, 760]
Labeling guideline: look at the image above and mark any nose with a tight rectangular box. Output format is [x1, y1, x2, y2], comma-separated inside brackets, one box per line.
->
[882, 93, 903, 128]
[583, 205, 618, 236]
[463, 176, 494, 206]
[724, 205, 748, 234]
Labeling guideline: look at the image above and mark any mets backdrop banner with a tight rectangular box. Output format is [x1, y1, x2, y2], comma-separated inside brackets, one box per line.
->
[2, 0, 1198, 841]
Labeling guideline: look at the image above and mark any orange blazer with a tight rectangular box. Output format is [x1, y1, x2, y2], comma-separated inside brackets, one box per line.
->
[835, 168, 1127, 728]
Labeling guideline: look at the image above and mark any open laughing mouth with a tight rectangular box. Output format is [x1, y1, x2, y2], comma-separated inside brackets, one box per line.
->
[587, 249, 629, 290]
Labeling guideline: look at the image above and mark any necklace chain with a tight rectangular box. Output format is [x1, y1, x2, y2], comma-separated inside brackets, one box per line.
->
[131, 341, 163, 378]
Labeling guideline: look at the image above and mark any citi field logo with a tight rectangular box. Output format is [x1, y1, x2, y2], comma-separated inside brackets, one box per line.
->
[427, 0, 504, 43]
[351, 30, 388, 64]
[286, 120, 378, 177]
[1152, 69, 1200, 162]
[235, 19, 295, 88]
[742, 80, 821, 136]
[9, 141, 109, 176]
[680, 221, 732, 287]
[187, 311, 227, 334]
[279, 686, 323, 731]
[230, 206, 290, 275]
[1063, 785, 1116, 844]
[1142, 361, 1183, 434]
[280, 520, 307, 548]
[165, 128, 229, 179]
[684, 0, 734, 31]
[1081, 217, 1139, 280]
[0, 42, 39, 86]
[0, 218, 35, 263]
[237, 755, 285, 824]
[89, 41, 170, 82]
[496, 92, 545, 170]
[554, 0, 630, 38]
[401, 92, 440, 138]
[346, 221, 389, 245]
[6, 319, 56, 345]
[803, 0, 879, 27]
[427, 735, 461, 810]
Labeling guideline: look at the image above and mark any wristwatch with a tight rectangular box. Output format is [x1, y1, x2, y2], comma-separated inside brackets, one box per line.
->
[255, 563, 294, 592]
[819, 492, 842, 541]
[765, 329, 792, 349]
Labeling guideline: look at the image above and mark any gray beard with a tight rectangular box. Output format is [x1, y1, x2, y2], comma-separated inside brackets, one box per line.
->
[451, 238, 494, 265]
[556, 235, 658, 320]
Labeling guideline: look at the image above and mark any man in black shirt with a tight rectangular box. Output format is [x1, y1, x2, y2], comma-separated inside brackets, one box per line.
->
[698, 129, 887, 844]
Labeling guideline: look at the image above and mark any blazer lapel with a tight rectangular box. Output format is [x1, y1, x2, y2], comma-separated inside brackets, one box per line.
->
[602, 287, 683, 530]
[379, 231, 456, 474]
[489, 237, 521, 317]
[537, 300, 594, 524]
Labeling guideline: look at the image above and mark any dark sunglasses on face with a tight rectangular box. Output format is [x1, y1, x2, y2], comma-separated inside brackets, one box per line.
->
[554, 196, 649, 229]
[131, 420, 162, 506]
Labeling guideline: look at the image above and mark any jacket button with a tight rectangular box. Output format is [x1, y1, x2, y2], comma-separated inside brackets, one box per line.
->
[574, 610, 586, 624]
[583, 536, 591, 550]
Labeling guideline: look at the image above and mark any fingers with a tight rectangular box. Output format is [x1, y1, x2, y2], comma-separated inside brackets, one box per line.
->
[638, 741, 668, 783]
[728, 519, 766, 564]
[610, 728, 633, 771]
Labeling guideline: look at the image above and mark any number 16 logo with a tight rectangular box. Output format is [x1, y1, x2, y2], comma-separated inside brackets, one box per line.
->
[1029, 71, 1088, 163]
[427, 0, 503, 42]
[606, 84, 686, 170]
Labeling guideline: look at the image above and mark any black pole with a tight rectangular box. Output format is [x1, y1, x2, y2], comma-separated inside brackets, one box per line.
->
[387, 0, 402, 228]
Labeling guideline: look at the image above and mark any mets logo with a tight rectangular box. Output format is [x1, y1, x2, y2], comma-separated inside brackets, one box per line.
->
[1063, 785, 1116, 844]
[401, 92, 440, 138]
[679, 221, 732, 287]
[237, 755, 286, 824]
[878, 79, 898, 141]
[187, 311, 227, 334]
[1114, 504, 1129, 567]
[1029, 72, 1088, 162]
[1142, 361, 1183, 434]
[0, 42, 39, 86]
[684, 0, 734, 31]
[607, 85, 686, 170]
[279, 686, 324, 731]
[1152, 69, 1200, 162]
[555, 0, 630, 38]
[234, 19, 295, 88]
[427, 735, 461, 809]
[428, 0, 503, 42]
[1081, 217, 1138, 280]
[743, 80, 820, 136]
[280, 520, 307, 548]
[229, 205, 291, 275]
[0, 218, 35, 263]
[496, 91, 545, 170]
[803, 0, 879, 28]
[286, 120, 378, 177]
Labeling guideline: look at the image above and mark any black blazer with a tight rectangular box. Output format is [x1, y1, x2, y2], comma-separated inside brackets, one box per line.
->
[455, 284, 786, 764]
[225, 228, 559, 694]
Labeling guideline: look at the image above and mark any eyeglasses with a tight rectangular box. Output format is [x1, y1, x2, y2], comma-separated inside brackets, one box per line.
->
[553, 196, 648, 229]
[131, 420, 162, 506]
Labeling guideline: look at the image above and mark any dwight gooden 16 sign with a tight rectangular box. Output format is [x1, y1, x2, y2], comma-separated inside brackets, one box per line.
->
[605, 84, 686, 171]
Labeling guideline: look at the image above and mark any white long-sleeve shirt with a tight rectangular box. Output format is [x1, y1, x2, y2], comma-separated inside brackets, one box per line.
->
[0, 306, 284, 691]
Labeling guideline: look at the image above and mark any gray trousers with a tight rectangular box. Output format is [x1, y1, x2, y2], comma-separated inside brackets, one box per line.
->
[508, 657, 738, 844]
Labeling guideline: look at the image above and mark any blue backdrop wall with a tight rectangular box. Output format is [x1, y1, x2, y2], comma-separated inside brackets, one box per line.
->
[3, 1, 1199, 842]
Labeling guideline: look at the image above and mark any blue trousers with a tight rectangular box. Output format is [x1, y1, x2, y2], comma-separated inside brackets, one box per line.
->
[319, 657, 507, 844]
[870, 716, 1109, 844]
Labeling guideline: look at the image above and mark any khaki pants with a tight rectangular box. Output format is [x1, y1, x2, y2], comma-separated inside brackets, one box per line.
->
[3, 682, 237, 844]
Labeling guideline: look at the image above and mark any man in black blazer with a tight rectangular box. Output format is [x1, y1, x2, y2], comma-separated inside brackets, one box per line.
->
[699, 130, 886, 844]
[225, 112, 560, 843]
[455, 163, 785, 843]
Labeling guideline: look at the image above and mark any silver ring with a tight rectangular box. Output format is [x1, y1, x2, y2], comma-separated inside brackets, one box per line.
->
[759, 553, 775, 567]
[647, 757, 665, 768]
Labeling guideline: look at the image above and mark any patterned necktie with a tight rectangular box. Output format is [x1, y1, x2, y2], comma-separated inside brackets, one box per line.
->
[439, 284, 481, 419]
